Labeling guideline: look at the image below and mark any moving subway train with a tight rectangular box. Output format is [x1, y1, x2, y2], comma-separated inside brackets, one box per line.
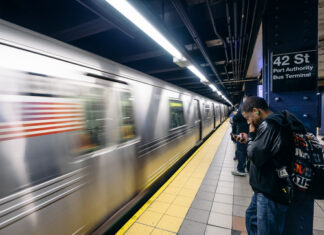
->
[0, 20, 229, 234]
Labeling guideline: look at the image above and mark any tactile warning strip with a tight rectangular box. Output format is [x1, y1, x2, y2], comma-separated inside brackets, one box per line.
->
[117, 121, 229, 235]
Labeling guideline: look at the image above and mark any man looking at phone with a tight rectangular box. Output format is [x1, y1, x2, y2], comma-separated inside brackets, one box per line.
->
[238, 96, 312, 235]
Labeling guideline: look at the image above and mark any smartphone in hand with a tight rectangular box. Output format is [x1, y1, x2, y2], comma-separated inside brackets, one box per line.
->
[232, 133, 247, 143]
[231, 133, 239, 141]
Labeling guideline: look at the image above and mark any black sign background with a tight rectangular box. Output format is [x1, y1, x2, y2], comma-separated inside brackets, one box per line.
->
[272, 50, 317, 92]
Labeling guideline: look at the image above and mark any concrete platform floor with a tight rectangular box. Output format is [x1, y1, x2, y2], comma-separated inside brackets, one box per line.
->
[118, 122, 324, 234]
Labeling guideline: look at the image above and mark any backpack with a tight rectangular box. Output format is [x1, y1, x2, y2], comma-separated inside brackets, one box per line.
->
[291, 132, 324, 199]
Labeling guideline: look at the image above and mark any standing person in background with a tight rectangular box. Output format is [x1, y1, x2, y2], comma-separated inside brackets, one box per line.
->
[231, 96, 249, 176]
[230, 104, 239, 160]
[229, 104, 239, 126]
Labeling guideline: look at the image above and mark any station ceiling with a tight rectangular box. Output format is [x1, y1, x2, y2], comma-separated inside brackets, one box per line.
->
[0, 0, 266, 104]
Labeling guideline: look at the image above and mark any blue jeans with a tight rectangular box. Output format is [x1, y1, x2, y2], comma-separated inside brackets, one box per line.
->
[236, 142, 247, 172]
[246, 193, 289, 235]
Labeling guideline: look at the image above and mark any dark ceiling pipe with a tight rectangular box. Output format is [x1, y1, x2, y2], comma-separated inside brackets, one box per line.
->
[239, 0, 249, 79]
[233, 0, 238, 81]
[225, 0, 235, 83]
[215, 78, 258, 84]
[237, 0, 246, 81]
[242, 0, 258, 79]
[169, 0, 226, 91]
[206, 0, 230, 82]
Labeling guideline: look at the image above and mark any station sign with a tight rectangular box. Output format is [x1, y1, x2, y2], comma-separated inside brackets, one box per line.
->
[271, 50, 317, 92]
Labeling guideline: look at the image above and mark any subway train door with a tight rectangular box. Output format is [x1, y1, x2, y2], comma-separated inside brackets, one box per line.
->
[220, 105, 224, 122]
[194, 99, 202, 142]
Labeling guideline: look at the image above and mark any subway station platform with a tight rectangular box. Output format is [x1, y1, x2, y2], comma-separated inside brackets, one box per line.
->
[117, 121, 324, 235]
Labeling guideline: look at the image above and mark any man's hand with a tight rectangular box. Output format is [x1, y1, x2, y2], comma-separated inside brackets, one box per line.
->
[230, 132, 236, 142]
[236, 133, 248, 144]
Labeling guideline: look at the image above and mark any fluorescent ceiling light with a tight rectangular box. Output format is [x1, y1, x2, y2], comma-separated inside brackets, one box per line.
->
[187, 65, 208, 82]
[208, 84, 216, 91]
[104, 0, 233, 105]
[105, 0, 184, 60]
[210, 84, 232, 105]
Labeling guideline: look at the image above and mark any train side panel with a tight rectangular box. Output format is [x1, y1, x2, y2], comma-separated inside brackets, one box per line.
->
[0, 20, 230, 234]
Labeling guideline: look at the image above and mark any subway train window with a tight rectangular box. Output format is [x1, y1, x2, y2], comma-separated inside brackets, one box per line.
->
[205, 104, 212, 119]
[119, 92, 136, 141]
[169, 99, 185, 129]
[71, 98, 106, 155]
[85, 98, 106, 146]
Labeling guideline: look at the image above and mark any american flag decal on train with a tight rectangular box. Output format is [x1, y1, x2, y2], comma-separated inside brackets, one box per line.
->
[0, 100, 85, 141]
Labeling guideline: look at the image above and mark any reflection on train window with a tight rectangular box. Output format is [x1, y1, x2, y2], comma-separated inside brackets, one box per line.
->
[120, 92, 136, 142]
[71, 98, 106, 155]
[194, 100, 199, 120]
[169, 100, 185, 129]
[205, 104, 212, 118]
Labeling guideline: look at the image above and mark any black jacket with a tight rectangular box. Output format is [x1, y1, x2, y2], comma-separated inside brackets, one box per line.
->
[229, 111, 237, 135]
[232, 109, 249, 134]
[247, 111, 306, 204]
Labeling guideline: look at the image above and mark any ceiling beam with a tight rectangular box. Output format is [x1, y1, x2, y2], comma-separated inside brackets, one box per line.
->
[163, 75, 197, 81]
[184, 39, 223, 51]
[229, 91, 242, 95]
[182, 84, 208, 89]
[75, 0, 135, 39]
[164, 77, 193, 81]
[146, 67, 184, 74]
[175, 81, 202, 86]
[217, 78, 259, 84]
[119, 50, 168, 63]
[119, 47, 227, 64]
[53, 18, 113, 42]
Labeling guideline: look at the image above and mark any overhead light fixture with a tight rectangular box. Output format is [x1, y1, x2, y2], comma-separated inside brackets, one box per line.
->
[189, 66, 232, 105]
[187, 65, 208, 82]
[208, 84, 216, 91]
[216, 90, 222, 96]
[105, 0, 184, 60]
[104, 0, 233, 105]
[173, 57, 189, 68]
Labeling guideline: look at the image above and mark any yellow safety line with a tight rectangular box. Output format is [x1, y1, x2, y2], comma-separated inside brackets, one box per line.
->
[116, 120, 228, 235]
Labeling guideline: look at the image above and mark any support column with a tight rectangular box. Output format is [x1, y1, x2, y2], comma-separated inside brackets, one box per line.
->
[319, 92, 324, 135]
[262, 0, 318, 133]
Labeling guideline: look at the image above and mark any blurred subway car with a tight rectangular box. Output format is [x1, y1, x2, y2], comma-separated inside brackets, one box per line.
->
[0, 20, 229, 234]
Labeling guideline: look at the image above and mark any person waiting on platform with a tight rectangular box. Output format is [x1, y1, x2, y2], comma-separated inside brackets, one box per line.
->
[229, 104, 238, 160]
[237, 96, 314, 235]
[229, 104, 238, 128]
[231, 97, 249, 176]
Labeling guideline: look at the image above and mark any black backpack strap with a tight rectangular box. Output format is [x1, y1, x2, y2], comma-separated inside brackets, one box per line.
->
[272, 158, 294, 203]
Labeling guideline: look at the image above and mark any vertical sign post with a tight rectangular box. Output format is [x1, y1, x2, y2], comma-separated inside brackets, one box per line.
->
[263, 0, 318, 134]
